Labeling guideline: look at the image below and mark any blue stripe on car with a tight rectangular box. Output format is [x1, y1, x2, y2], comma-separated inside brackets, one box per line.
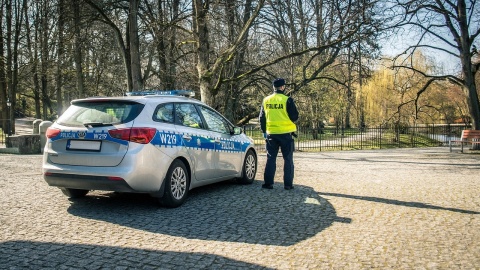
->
[152, 131, 250, 153]
[50, 130, 129, 145]
[50, 130, 251, 152]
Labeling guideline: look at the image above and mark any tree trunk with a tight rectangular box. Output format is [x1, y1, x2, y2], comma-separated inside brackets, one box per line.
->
[457, 0, 480, 130]
[56, 0, 65, 115]
[193, 0, 214, 105]
[24, 0, 41, 119]
[0, 2, 8, 132]
[167, 0, 180, 89]
[73, 0, 85, 98]
[129, 0, 143, 90]
[156, 0, 167, 89]
[346, 47, 352, 129]
[6, 0, 13, 131]
[222, 0, 252, 121]
[222, 0, 237, 120]
[10, 0, 24, 130]
[315, 0, 325, 47]
[40, 1, 51, 118]
[154, 0, 179, 89]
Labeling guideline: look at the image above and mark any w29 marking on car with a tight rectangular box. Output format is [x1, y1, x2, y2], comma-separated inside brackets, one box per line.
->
[159, 133, 177, 145]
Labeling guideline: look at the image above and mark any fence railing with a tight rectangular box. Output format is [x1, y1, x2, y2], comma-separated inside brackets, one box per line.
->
[244, 124, 472, 152]
[1, 121, 472, 152]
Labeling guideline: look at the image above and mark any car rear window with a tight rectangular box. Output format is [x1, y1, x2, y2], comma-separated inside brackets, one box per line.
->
[57, 100, 144, 127]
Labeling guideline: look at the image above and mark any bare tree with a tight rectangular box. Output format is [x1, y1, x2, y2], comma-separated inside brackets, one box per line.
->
[39, 0, 53, 117]
[24, 0, 41, 118]
[229, 0, 378, 126]
[192, 0, 266, 106]
[0, 0, 430, 131]
[73, 0, 85, 98]
[1, 0, 28, 132]
[129, 0, 144, 90]
[218, 0, 255, 121]
[143, 0, 185, 89]
[5, 0, 14, 131]
[55, 0, 65, 114]
[385, 0, 480, 129]
[0, 0, 7, 132]
[84, 0, 144, 92]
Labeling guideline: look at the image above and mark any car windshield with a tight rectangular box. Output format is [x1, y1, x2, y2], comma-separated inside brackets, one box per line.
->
[57, 100, 144, 127]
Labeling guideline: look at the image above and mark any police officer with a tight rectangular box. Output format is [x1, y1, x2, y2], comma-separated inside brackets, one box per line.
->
[259, 78, 299, 190]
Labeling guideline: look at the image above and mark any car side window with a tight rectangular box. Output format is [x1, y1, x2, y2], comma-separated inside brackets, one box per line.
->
[175, 103, 204, 129]
[153, 103, 174, 123]
[198, 106, 231, 134]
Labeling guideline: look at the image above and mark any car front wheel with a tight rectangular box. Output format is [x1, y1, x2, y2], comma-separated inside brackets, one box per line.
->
[236, 149, 257, 185]
[160, 160, 189, 208]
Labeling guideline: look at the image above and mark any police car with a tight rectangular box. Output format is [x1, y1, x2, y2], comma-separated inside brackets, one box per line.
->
[42, 90, 257, 207]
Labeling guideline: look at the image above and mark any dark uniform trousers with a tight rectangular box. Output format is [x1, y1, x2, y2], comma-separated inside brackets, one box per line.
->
[264, 133, 294, 187]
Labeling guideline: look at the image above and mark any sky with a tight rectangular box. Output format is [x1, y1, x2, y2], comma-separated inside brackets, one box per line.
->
[380, 31, 464, 76]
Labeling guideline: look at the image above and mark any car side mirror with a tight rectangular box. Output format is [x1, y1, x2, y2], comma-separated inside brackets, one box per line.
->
[233, 126, 243, 135]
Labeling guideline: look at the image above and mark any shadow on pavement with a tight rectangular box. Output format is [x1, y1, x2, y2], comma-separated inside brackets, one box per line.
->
[67, 181, 351, 246]
[319, 192, 480, 214]
[0, 240, 274, 269]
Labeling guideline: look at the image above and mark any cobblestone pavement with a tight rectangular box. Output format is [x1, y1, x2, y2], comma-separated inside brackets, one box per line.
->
[1, 148, 479, 269]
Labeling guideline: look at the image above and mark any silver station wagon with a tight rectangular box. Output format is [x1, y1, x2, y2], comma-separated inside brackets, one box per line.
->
[43, 90, 257, 207]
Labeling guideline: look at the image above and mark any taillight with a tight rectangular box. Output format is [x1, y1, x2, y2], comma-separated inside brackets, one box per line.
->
[108, 128, 156, 144]
[46, 128, 61, 138]
[107, 176, 124, 181]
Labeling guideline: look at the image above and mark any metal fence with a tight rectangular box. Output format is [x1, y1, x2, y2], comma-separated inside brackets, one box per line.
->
[245, 124, 472, 152]
[0, 121, 472, 152]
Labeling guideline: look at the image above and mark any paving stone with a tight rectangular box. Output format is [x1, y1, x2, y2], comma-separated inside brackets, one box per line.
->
[0, 148, 478, 269]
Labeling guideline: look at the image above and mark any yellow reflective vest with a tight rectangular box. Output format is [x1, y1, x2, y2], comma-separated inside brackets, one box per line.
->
[262, 93, 297, 134]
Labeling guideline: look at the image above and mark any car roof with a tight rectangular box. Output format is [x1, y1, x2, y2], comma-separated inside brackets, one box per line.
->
[71, 93, 203, 106]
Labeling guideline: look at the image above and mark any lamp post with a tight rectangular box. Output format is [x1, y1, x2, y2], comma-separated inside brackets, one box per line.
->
[6, 99, 11, 135]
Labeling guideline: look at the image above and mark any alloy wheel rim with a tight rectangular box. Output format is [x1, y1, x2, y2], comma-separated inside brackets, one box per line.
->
[245, 154, 256, 179]
[171, 167, 187, 200]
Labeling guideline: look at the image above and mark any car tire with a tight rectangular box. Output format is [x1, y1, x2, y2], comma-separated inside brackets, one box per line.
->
[160, 159, 189, 208]
[60, 188, 89, 198]
[236, 149, 257, 185]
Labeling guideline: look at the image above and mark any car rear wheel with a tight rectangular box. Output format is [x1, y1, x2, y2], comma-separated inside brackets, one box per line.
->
[160, 160, 189, 208]
[60, 188, 89, 198]
[236, 149, 257, 185]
